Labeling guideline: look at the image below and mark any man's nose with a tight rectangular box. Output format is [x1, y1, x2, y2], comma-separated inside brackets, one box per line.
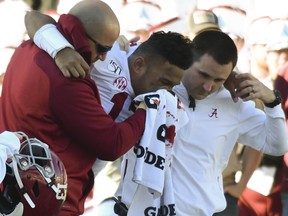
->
[203, 80, 213, 92]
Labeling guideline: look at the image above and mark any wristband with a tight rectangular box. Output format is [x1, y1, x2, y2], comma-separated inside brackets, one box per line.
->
[33, 24, 74, 59]
[264, 89, 282, 108]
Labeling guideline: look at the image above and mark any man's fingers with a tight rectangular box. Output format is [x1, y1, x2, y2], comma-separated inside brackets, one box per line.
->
[117, 35, 129, 51]
[80, 60, 90, 75]
[60, 64, 89, 78]
[14, 132, 23, 140]
[62, 68, 71, 78]
[230, 89, 239, 103]
[69, 67, 81, 78]
[55, 48, 89, 78]
[75, 64, 87, 78]
[129, 36, 140, 43]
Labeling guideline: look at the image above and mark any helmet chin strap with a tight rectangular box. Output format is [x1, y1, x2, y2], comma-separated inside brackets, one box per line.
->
[12, 158, 35, 209]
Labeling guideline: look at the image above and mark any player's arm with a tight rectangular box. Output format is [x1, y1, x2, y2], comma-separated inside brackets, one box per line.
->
[224, 147, 262, 197]
[25, 11, 137, 78]
[25, 10, 57, 39]
[237, 147, 262, 191]
[51, 79, 146, 160]
[25, 11, 89, 78]
[117, 35, 140, 51]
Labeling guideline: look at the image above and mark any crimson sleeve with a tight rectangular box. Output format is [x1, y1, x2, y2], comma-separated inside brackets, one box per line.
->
[50, 78, 145, 160]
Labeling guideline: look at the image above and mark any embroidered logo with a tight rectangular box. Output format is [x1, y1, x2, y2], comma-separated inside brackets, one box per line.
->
[208, 108, 218, 118]
[108, 60, 122, 75]
[113, 77, 127, 91]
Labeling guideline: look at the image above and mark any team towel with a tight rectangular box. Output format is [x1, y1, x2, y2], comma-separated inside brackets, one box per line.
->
[125, 89, 188, 215]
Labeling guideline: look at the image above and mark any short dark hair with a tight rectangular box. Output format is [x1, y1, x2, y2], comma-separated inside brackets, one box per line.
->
[192, 30, 238, 69]
[132, 31, 193, 70]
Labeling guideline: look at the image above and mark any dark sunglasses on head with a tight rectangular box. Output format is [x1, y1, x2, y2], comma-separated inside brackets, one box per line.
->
[86, 34, 112, 54]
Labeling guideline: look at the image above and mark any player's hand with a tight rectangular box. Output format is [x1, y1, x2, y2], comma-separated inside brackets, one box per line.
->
[117, 35, 140, 52]
[224, 183, 246, 198]
[14, 132, 23, 141]
[136, 101, 146, 110]
[55, 47, 90, 78]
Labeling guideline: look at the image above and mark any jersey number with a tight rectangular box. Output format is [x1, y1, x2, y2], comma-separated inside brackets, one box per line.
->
[109, 92, 129, 120]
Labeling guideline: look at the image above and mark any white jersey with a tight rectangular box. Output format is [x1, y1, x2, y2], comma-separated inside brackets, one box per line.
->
[91, 42, 138, 122]
[92, 43, 187, 214]
[90, 42, 139, 175]
[172, 83, 288, 216]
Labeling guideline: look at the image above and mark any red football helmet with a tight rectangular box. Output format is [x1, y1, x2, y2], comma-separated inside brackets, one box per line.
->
[0, 132, 67, 216]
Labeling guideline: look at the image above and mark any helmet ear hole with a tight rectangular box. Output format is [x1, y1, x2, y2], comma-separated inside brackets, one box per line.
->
[32, 181, 40, 198]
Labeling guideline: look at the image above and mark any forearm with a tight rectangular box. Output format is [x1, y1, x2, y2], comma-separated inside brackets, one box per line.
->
[237, 147, 262, 189]
[261, 105, 288, 155]
[51, 82, 146, 160]
[223, 146, 263, 198]
[25, 12, 88, 77]
[25, 11, 73, 60]
[25, 10, 56, 39]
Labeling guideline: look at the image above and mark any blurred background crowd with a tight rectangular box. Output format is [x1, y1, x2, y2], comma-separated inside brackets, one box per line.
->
[1, 0, 288, 215]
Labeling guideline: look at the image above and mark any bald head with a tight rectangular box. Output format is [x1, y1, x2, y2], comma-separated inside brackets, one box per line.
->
[69, 0, 120, 46]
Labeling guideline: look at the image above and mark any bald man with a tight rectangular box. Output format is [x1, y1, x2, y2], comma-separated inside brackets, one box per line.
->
[0, 0, 146, 215]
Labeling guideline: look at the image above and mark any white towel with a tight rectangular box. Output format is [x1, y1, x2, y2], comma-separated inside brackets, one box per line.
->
[125, 89, 188, 215]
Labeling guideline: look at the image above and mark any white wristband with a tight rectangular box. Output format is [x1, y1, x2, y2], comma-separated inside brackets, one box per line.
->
[33, 24, 74, 59]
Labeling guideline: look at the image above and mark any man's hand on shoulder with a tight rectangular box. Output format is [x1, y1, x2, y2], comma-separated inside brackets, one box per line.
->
[136, 101, 147, 110]
[117, 35, 140, 52]
[55, 47, 90, 78]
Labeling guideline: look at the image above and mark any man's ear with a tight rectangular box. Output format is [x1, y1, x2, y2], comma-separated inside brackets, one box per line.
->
[133, 56, 146, 75]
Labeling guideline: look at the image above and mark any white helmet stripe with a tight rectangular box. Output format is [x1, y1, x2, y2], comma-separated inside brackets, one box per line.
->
[12, 158, 35, 208]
